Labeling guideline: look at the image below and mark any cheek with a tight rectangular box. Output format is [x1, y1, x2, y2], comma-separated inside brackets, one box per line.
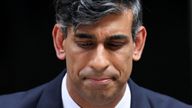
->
[112, 48, 133, 81]
[65, 42, 90, 78]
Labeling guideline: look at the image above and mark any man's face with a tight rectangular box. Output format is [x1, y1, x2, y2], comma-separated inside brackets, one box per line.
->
[53, 10, 146, 107]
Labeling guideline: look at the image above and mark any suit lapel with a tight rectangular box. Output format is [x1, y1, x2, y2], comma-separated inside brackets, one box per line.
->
[129, 79, 151, 108]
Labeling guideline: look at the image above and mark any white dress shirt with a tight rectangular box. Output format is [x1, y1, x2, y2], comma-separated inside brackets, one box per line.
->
[61, 74, 131, 108]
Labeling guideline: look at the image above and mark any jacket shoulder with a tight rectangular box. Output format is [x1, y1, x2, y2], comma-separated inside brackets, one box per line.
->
[129, 79, 192, 108]
[0, 83, 47, 108]
[142, 87, 191, 108]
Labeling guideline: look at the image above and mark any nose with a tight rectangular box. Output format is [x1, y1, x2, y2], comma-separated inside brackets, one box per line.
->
[89, 44, 110, 72]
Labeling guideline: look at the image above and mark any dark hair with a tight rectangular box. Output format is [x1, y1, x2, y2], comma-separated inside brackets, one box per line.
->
[55, 0, 142, 39]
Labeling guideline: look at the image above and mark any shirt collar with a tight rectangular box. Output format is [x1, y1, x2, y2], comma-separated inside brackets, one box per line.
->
[62, 74, 80, 108]
[115, 82, 131, 108]
[61, 74, 131, 108]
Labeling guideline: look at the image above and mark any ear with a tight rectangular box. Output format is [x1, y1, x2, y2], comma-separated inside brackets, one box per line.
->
[133, 26, 147, 61]
[52, 24, 66, 60]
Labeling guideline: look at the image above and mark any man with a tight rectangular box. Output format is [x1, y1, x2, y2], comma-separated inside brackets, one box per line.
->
[0, 0, 191, 108]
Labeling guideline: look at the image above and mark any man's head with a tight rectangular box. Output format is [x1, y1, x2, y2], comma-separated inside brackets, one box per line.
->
[52, 0, 146, 107]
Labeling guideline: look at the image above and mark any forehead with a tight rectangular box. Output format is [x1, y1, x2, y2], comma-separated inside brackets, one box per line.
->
[68, 10, 133, 37]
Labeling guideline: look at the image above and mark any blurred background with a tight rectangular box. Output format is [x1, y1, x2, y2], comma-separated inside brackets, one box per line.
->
[1, 0, 191, 104]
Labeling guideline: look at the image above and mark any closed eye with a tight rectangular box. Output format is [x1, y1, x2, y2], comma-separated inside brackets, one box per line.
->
[75, 41, 95, 49]
[105, 34, 129, 50]
[105, 41, 126, 50]
[74, 33, 96, 49]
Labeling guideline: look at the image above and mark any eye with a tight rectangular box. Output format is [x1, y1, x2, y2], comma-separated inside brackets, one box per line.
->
[76, 41, 95, 49]
[105, 41, 126, 50]
[105, 34, 129, 50]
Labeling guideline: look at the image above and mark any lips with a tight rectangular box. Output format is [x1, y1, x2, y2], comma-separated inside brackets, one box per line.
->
[87, 77, 111, 81]
[87, 77, 111, 82]
[79, 69, 118, 88]
[84, 77, 113, 87]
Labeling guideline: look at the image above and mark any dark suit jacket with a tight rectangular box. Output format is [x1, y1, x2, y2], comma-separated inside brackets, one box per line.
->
[0, 69, 191, 108]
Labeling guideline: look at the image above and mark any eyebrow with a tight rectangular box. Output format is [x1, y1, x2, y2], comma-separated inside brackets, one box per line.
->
[75, 33, 96, 39]
[75, 33, 128, 40]
[107, 34, 128, 40]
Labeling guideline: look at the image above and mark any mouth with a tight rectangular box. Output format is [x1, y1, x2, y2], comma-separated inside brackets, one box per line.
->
[87, 77, 111, 82]
[83, 77, 115, 88]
